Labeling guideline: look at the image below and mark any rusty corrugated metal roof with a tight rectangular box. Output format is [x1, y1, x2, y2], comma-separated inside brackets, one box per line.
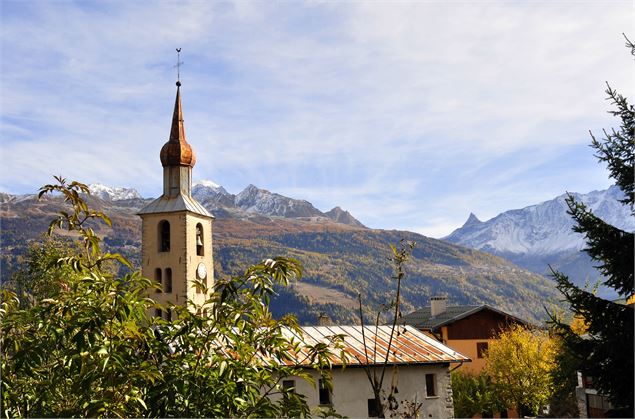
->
[279, 325, 469, 367]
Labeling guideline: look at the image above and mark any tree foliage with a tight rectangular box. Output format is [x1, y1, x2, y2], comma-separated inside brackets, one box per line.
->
[549, 36, 634, 416]
[4, 235, 81, 308]
[484, 324, 557, 416]
[1, 176, 343, 418]
[451, 370, 505, 418]
[548, 333, 581, 418]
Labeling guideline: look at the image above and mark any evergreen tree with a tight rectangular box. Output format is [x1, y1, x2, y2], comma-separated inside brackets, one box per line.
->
[550, 36, 634, 417]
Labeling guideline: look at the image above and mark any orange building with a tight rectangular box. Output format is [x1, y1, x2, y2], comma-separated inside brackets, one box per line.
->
[400, 297, 529, 373]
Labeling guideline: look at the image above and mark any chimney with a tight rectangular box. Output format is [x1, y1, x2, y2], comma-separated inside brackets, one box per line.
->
[430, 296, 447, 317]
[317, 313, 332, 326]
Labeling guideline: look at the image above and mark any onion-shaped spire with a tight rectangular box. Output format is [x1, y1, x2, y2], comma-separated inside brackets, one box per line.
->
[160, 81, 196, 168]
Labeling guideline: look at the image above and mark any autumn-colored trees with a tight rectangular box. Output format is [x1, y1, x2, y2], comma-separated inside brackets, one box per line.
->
[485, 325, 557, 416]
[452, 325, 560, 418]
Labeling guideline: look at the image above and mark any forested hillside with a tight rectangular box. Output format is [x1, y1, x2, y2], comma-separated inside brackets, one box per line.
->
[1, 193, 560, 324]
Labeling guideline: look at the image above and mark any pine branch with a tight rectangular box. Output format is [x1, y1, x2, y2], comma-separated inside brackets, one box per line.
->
[565, 195, 634, 296]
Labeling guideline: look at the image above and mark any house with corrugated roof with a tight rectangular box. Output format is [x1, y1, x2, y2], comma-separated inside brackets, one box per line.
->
[399, 296, 529, 373]
[279, 324, 469, 418]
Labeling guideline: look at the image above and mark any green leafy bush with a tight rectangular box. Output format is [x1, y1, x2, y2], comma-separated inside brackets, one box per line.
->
[1, 177, 342, 418]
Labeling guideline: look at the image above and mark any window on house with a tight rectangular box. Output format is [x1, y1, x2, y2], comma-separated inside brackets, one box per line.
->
[165, 268, 172, 293]
[368, 398, 381, 417]
[159, 220, 170, 252]
[155, 308, 162, 318]
[425, 373, 437, 397]
[155, 268, 162, 293]
[282, 380, 295, 393]
[477, 342, 489, 358]
[166, 309, 172, 322]
[196, 223, 204, 256]
[318, 379, 331, 405]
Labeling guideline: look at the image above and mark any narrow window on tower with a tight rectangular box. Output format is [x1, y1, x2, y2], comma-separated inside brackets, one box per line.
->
[159, 220, 170, 252]
[165, 268, 173, 293]
[196, 223, 204, 256]
[155, 268, 162, 293]
[169, 167, 179, 196]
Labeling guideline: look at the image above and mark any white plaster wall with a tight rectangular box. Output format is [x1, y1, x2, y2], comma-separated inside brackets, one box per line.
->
[277, 364, 454, 418]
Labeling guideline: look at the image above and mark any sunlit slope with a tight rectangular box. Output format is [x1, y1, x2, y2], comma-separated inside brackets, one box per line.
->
[1, 194, 560, 324]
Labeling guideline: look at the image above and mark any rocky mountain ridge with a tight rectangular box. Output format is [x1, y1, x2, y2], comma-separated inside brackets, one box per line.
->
[444, 185, 633, 297]
[88, 183, 142, 201]
[190, 181, 366, 227]
[446, 186, 632, 254]
[3, 181, 366, 228]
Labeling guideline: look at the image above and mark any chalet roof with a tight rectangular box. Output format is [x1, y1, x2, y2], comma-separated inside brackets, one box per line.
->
[399, 305, 528, 331]
[137, 193, 212, 218]
[280, 325, 469, 367]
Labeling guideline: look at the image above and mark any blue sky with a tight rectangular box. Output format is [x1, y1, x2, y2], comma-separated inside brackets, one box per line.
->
[1, 1, 632, 237]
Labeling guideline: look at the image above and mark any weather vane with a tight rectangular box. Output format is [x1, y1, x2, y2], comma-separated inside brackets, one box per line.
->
[175, 48, 183, 85]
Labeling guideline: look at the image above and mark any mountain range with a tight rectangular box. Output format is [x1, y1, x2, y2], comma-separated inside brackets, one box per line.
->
[444, 185, 633, 298]
[0, 181, 561, 324]
[87, 181, 366, 228]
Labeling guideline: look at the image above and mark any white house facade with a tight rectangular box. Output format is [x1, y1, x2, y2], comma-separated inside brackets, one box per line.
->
[275, 325, 470, 418]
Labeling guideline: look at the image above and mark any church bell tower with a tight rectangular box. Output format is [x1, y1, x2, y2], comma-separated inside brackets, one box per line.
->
[138, 80, 214, 319]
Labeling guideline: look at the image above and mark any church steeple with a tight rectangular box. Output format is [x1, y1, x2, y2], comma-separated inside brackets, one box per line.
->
[160, 82, 196, 168]
[157, 81, 197, 199]
[138, 70, 215, 318]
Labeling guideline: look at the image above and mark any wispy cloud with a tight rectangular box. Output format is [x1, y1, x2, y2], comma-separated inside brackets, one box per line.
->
[1, 1, 631, 236]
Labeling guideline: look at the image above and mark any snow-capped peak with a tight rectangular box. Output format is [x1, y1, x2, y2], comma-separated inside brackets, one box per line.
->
[462, 212, 482, 227]
[88, 183, 142, 201]
[192, 180, 230, 196]
[445, 186, 634, 255]
[194, 179, 221, 189]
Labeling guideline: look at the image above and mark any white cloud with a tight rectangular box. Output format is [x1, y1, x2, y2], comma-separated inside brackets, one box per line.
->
[0, 1, 631, 233]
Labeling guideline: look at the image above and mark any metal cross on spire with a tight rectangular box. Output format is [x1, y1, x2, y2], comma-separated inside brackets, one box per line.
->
[175, 48, 184, 86]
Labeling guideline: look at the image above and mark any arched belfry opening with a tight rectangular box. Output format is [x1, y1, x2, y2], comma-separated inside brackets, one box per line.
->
[159, 220, 170, 252]
[196, 223, 204, 256]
